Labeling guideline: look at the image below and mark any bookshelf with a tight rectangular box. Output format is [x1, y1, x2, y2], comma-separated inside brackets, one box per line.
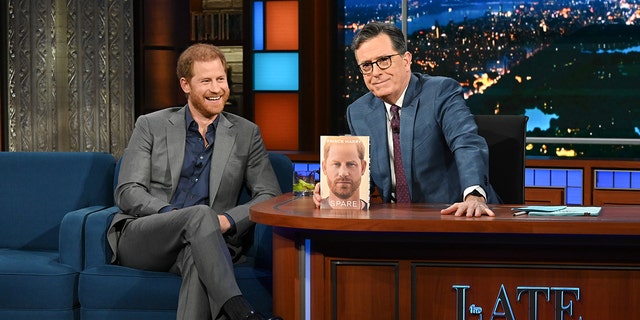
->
[190, 0, 246, 116]
[135, 0, 247, 117]
[191, 10, 242, 43]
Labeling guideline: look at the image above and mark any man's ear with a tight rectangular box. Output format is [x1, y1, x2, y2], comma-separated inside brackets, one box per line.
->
[179, 77, 190, 94]
[361, 160, 367, 175]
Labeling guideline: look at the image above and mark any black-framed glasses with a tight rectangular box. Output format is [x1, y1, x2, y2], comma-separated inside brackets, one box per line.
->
[358, 53, 402, 74]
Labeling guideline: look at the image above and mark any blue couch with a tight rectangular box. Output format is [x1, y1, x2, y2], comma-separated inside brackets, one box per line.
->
[78, 152, 293, 320]
[0, 152, 116, 320]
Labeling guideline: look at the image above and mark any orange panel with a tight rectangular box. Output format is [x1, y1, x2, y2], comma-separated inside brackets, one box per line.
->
[265, 1, 299, 50]
[255, 93, 299, 150]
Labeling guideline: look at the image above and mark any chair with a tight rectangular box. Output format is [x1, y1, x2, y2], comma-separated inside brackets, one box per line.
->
[474, 115, 528, 204]
[78, 152, 293, 320]
[0, 152, 115, 320]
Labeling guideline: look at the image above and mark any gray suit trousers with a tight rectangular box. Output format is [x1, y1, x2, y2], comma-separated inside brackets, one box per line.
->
[117, 205, 241, 319]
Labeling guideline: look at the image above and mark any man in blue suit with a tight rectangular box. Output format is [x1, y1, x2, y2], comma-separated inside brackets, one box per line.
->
[338, 21, 499, 216]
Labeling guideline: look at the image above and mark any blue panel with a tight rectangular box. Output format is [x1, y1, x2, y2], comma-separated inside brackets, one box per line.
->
[294, 163, 309, 172]
[550, 170, 566, 187]
[308, 163, 321, 180]
[566, 187, 583, 205]
[253, 2, 264, 50]
[614, 171, 631, 189]
[632, 172, 640, 189]
[596, 171, 614, 189]
[567, 170, 582, 187]
[533, 169, 551, 186]
[254, 53, 299, 91]
[525, 169, 535, 186]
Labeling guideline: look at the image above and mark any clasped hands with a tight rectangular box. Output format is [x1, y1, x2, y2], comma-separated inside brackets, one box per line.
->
[313, 184, 494, 217]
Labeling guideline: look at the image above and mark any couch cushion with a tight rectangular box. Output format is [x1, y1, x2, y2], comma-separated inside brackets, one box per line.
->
[0, 152, 115, 250]
[80, 264, 273, 314]
[0, 249, 78, 309]
[79, 265, 181, 310]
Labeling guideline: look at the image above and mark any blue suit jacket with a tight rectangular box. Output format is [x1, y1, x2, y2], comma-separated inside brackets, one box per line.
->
[346, 73, 499, 204]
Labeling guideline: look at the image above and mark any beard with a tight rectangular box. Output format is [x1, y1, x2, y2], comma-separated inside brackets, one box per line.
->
[329, 179, 358, 199]
[189, 93, 227, 119]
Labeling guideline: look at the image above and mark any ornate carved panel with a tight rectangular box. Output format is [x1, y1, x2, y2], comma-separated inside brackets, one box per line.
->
[6, 0, 133, 157]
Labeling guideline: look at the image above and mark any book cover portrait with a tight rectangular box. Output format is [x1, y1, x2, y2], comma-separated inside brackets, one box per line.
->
[319, 136, 370, 210]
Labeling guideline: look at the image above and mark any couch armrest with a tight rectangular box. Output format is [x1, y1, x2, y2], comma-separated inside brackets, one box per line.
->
[84, 206, 120, 268]
[59, 205, 110, 271]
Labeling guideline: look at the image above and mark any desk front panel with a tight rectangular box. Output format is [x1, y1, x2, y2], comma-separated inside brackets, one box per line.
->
[310, 232, 640, 320]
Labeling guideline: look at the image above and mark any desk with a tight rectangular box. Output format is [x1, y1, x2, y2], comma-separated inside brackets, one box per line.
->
[250, 194, 640, 320]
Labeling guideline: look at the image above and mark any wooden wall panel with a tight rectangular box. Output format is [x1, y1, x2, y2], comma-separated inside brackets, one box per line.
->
[525, 187, 565, 205]
[330, 262, 399, 319]
[593, 190, 640, 206]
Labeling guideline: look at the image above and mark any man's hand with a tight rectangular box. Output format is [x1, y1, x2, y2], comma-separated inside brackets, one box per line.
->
[312, 183, 322, 208]
[218, 214, 232, 233]
[440, 194, 495, 217]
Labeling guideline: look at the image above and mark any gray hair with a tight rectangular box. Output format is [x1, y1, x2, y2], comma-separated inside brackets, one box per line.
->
[350, 21, 407, 54]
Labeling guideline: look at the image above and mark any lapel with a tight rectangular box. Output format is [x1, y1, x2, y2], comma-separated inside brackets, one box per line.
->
[399, 74, 420, 193]
[208, 113, 236, 202]
[167, 107, 187, 191]
[363, 100, 392, 195]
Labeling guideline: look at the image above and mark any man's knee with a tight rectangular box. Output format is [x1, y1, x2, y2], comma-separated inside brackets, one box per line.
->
[185, 205, 220, 230]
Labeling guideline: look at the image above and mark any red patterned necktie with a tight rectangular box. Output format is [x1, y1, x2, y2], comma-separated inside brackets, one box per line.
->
[391, 105, 410, 203]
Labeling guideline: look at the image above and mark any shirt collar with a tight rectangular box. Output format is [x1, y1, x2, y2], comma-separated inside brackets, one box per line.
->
[185, 107, 219, 131]
[385, 85, 409, 121]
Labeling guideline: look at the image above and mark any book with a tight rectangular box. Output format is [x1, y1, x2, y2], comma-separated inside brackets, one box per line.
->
[319, 136, 370, 210]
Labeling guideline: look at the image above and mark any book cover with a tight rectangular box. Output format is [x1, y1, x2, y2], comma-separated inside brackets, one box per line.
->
[319, 135, 370, 210]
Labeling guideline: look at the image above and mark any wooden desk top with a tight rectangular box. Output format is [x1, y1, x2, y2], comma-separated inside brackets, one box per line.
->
[250, 193, 640, 236]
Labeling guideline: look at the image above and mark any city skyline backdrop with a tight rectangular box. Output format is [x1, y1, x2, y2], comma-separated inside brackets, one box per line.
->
[338, 0, 640, 158]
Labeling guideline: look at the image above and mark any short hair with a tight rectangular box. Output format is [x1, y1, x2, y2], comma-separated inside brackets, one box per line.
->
[176, 43, 228, 81]
[323, 136, 366, 161]
[350, 21, 407, 54]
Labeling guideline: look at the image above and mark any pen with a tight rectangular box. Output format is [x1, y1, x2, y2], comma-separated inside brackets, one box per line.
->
[513, 211, 527, 216]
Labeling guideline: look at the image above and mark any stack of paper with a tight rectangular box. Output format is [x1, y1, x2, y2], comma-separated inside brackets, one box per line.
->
[512, 206, 601, 216]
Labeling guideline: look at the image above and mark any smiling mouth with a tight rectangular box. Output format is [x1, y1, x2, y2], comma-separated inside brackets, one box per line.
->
[206, 96, 221, 101]
[372, 79, 388, 85]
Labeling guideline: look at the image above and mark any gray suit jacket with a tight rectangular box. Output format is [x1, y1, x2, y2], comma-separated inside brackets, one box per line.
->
[346, 73, 499, 204]
[108, 106, 281, 261]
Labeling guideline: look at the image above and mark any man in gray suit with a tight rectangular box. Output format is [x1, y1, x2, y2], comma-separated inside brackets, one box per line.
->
[342, 21, 499, 216]
[108, 44, 282, 320]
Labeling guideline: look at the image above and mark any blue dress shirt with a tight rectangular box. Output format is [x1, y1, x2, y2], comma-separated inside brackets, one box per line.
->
[159, 109, 236, 233]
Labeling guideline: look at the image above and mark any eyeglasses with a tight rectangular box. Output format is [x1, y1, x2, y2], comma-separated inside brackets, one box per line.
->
[358, 53, 402, 74]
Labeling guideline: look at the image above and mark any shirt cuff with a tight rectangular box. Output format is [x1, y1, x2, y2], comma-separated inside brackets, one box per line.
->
[223, 213, 237, 235]
[463, 185, 486, 200]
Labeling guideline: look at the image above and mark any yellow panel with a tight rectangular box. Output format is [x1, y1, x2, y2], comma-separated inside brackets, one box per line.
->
[265, 1, 298, 50]
[255, 93, 299, 150]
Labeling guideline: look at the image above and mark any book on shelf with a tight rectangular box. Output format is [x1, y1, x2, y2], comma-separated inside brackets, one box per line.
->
[191, 11, 242, 42]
